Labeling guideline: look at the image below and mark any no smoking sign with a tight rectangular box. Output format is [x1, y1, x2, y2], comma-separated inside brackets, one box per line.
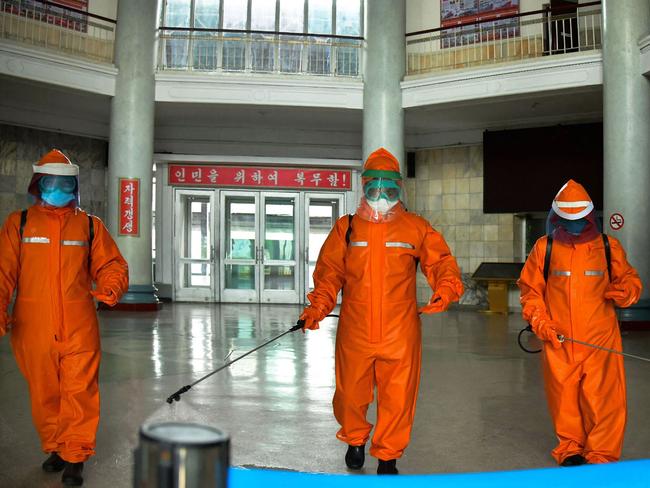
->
[609, 213, 624, 231]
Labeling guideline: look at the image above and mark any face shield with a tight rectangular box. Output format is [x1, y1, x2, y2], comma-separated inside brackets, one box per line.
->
[546, 209, 601, 244]
[356, 177, 405, 223]
[29, 174, 79, 208]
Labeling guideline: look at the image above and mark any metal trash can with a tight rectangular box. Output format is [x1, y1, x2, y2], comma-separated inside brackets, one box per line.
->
[134, 422, 229, 488]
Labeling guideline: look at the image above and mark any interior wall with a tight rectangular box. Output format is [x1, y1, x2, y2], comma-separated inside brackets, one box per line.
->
[406, 0, 550, 33]
[405, 144, 518, 308]
[0, 124, 108, 225]
[89, 0, 118, 20]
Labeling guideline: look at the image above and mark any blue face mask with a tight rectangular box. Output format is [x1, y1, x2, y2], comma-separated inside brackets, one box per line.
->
[41, 189, 76, 207]
[39, 176, 77, 207]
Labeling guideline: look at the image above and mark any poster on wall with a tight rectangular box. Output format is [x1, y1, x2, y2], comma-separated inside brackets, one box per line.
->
[119, 178, 140, 237]
[441, 0, 520, 47]
[4, 1, 88, 32]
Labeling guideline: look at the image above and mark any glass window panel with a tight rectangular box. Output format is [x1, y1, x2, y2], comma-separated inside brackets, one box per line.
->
[194, 0, 220, 28]
[225, 198, 256, 259]
[264, 198, 295, 261]
[222, 0, 248, 71]
[308, 0, 331, 34]
[336, 40, 360, 76]
[251, 36, 275, 71]
[279, 35, 302, 72]
[164, 31, 190, 69]
[225, 264, 255, 289]
[189, 200, 210, 259]
[223, 0, 248, 29]
[193, 32, 220, 70]
[308, 199, 337, 289]
[251, 0, 277, 31]
[180, 196, 210, 258]
[184, 263, 211, 287]
[264, 266, 295, 290]
[308, 263, 316, 289]
[279, 0, 303, 32]
[335, 0, 360, 36]
[223, 35, 247, 70]
[308, 201, 334, 260]
[165, 0, 191, 26]
[307, 38, 330, 74]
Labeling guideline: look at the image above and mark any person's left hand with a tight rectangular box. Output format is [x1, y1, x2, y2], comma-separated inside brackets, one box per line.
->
[91, 284, 119, 306]
[419, 287, 454, 314]
[604, 283, 633, 307]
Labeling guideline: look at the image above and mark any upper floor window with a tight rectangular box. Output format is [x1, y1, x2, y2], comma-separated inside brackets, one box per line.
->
[160, 0, 363, 76]
[162, 0, 361, 38]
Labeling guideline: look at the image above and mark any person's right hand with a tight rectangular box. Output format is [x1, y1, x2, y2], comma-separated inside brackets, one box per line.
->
[533, 319, 562, 349]
[300, 307, 322, 331]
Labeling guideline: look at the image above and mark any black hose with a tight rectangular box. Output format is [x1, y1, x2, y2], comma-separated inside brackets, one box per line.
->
[518, 325, 542, 354]
[166, 319, 306, 403]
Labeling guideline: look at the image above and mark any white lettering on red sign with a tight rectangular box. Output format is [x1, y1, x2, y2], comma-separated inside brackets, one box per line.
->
[235, 169, 246, 184]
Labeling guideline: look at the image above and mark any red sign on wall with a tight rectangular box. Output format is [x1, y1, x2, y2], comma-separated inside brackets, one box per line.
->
[168, 165, 352, 190]
[119, 178, 139, 236]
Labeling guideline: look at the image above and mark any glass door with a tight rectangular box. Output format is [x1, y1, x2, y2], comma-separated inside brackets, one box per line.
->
[260, 192, 299, 303]
[220, 192, 259, 302]
[174, 190, 216, 302]
[304, 193, 343, 302]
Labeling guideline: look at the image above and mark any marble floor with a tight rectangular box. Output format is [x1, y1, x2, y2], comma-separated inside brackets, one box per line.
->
[1, 304, 649, 487]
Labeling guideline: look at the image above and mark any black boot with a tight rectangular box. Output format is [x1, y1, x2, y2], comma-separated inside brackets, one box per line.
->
[377, 459, 399, 475]
[345, 444, 365, 470]
[561, 454, 587, 467]
[61, 462, 84, 486]
[42, 453, 65, 472]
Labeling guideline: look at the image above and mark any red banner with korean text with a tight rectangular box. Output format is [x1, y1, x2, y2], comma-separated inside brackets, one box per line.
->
[168, 165, 352, 190]
[119, 178, 139, 236]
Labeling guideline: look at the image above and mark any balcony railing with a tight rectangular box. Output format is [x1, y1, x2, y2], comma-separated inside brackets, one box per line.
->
[0, 0, 115, 63]
[406, 1, 602, 76]
[158, 27, 363, 78]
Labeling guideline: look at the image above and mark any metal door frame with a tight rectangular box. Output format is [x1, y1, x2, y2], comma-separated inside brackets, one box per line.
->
[260, 191, 301, 304]
[220, 190, 260, 303]
[173, 188, 217, 302]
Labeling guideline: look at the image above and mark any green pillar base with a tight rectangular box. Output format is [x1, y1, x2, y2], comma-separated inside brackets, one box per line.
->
[100, 285, 161, 312]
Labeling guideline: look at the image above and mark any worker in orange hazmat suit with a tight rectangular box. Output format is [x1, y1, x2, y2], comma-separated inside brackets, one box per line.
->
[300, 147, 464, 475]
[0, 149, 129, 487]
[518, 179, 641, 467]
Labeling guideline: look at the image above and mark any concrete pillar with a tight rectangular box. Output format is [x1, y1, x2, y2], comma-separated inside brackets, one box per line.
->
[107, 0, 159, 306]
[362, 0, 406, 170]
[603, 0, 650, 321]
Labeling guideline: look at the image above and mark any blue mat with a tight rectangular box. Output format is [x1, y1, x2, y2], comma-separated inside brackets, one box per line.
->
[230, 460, 650, 487]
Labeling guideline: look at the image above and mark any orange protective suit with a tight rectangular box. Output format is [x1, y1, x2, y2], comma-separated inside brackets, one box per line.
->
[303, 148, 463, 461]
[518, 181, 642, 465]
[0, 154, 128, 464]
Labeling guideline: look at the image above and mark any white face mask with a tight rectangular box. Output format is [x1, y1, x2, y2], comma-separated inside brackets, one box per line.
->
[368, 199, 398, 215]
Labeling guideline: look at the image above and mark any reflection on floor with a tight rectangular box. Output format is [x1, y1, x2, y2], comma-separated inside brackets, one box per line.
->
[1, 304, 649, 487]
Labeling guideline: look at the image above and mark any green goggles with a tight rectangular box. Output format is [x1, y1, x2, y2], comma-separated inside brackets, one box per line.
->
[39, 175, 77, 193]
[363, 178, 401, 203]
